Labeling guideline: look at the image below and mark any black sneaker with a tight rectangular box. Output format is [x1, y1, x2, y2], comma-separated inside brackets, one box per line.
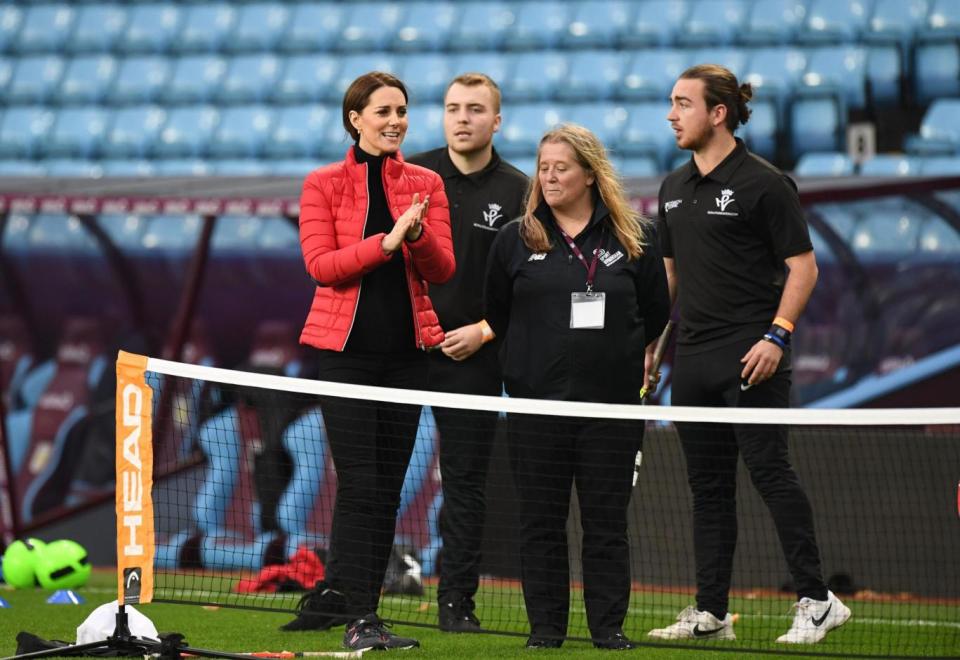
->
[343, 615, 420, 651]
[593, 631, 636, 650]
[525, 636, 563, 649]
[279, 582, 349, 632]
[438, 598, 481, 633]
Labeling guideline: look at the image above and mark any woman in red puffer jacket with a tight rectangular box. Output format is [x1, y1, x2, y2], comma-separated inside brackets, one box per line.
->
[282, 72, 454, 652]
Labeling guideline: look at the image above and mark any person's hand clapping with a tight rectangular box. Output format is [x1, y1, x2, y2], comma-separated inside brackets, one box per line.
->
[382, 193, 428, 254]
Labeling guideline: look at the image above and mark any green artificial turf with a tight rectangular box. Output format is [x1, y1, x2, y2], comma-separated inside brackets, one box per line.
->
[1, 572, 957, 659]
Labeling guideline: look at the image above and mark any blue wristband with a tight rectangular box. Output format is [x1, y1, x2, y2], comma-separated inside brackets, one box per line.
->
[762, 332, 787, 350]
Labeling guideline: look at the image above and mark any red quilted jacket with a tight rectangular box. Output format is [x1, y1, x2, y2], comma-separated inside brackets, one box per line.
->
[298, 147, 455, 351]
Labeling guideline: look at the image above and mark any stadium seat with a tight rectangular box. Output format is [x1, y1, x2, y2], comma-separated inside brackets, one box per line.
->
[499, 51, 568, 101]
[505, 0, 571, 50]
[619, 156, 660, 177]
[115, 4, 181, 54]
[798, 46, 868, 109]
[677, 0, 749, 47]
[866, 46, 901, 105]
[914, 41, 960, 104]
[398, 106, 445, 155]
[0, 5, 23, 54]
[919, 215, 960, 254]
[265, 104, 336, 158]
[397, 53, 453, 104]
[0, 57, 14, 98]
[211, 159, 270, 176]
[799, 0, 873, 44]
[15, 3, 75, 54]
[449, 53, 511, 91]
[106, 56, 171, 105]
[864, 0, 930, 47]
[742, 47, 808, 118]
[447, 1, 514, 51]
[227, 2, 291, 53]
[390, 1, 457, 51]
[918, 156, 960, 175]
[267, 159, 319, 176]
[498, 103, 563, 156]
[272, 54, 339, 105]
[330, 53, 398, 103]
[56, 55, 118, 105]
[67, 3, 128, 53]
[859, 154, 919, 176]
[45, 106, 109, 159]
[689, 47, 749, 78]
[174, 3, 237, 53]
[152, 160, 214, 176]
[7, 55, 66, 104]
[0, 315, 35, 413]
[622, 0, 689, 47]
[335, 2, 405, 52]
[795, 152, 856, 176]
[153, 105, 220, 158]
[906, 98, 960, 155]
[0, 160, 46, 176]
[278, 2, 343, 53]
[556, 50, 624, 102]
[740, 98, 778, 162]
[103, 105, 166, 158]
[790, 96, 844, 158]
[41, 159, 105, 178]
[561, 1, 634, 49]
[99, 159, 156, 177]
[920, 0, 960, 39]
[216, 54, 282, 104]
[0, 106, 56, 159]
[165, 55, 227, 105]
[620, 49, 691, 100]
[740, 0, 807, 45]
[208, 105, 275, 159]
[850, 204, 923, 256]
[566, 103, 628, 148]
[621, 102, 677, 166]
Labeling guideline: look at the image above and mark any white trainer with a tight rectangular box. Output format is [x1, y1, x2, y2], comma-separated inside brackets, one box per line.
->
[647, 606, 736, 641]
[776, 590, 851, 644]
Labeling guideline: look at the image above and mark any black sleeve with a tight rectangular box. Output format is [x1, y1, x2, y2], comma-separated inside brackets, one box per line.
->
[635, 231, 671, 347]
[657, 181, 674, 259]
[484, 224, 515, 340]
[756, 174, 814, 260]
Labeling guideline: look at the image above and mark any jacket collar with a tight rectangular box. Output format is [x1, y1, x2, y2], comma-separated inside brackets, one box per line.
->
[344, 144, 406, 180]
[533, 190, 610, 236]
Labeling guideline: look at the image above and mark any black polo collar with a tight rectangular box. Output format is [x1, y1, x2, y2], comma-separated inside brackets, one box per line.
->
[437, 146, 503, 182]
[534, 191, 610, 234]
[683, 138, 749, 185]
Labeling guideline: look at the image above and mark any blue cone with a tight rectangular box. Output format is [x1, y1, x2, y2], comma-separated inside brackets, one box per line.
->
[0, 596, 10, 608]
[47, 589, 85, 604]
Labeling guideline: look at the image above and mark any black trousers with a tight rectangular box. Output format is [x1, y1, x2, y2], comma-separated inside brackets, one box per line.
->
[672, 338, 828, 618]
[316, 349, 426, 617]
[508, 412, 642, 639]
[428, 348, 501, 607]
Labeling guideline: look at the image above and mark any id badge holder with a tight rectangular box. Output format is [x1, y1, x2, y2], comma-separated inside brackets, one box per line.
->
[570, 291, 605, 329]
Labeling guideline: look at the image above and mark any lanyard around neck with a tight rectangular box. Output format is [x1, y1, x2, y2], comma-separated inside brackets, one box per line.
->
[558, 227, 602, 292]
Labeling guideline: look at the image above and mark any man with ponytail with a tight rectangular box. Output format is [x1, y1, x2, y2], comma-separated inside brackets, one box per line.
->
[646, 64, 851, 645]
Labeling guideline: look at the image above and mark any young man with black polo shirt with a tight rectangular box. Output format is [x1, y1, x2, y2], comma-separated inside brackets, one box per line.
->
[407, 73, 528, 633]
[646, 64, 851, 645]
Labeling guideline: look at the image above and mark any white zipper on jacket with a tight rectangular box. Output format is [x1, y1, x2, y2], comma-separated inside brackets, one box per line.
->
[340, 163, 370, 351]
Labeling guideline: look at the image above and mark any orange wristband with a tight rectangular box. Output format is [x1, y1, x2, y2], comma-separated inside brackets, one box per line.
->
[477, 320, 495, 344]
[773, 316, 795, 333]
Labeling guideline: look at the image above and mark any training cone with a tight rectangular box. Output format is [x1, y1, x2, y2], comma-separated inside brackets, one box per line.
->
[46, 589, 85, 605]
[0, 596, 10, 608]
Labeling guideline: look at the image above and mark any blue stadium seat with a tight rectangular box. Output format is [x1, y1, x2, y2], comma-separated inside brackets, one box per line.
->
[919, 216, 960, 254]
[499, 103, 563, 156]
[15, 4, 75, 54]
[914, 41, 960, 103]
[907, 99, 960, 155]
[795, 152, 856, 176]
[740, 0, 808, 45]
[227, 3, 291, 53]
[561, 1, 634, 49]
[265, 104, 336, 158]
[103, 105, 166, 158]
[153, 159, 214, 176]
[677, 0, 749, 47]
[859, 154, 919, 176]
[278, 3, 343, 53]
[505, 1, 571, 50]
[116, 4, 181, 54]
[272, 54, 339, 104]
[398, 53, 453, 104]
[8, 56, 65, 105]
[0, 160, 46, 176]
[799, 0, 873, 44]
[920, 0, 960, 39]
[211, 159, 270, 176]
[742, 47, 808, 116]
[174, 3, 237, 53]
[45, 106, 109, 159]
[864, 0, 930, 47]
[67, 3, 127, 53]
[401, 106, 445, 155]
[107, 56, 171, 104]
[268, 159, 320, 176]
[153, 105, 220, 158]
[0, 5, 23, 54]
[621, 103, 677, 167]
[566, 103, 628, 148]
[621, 49, 691, 100]
[798, 46, 868, 109]
[0, 58, 14, 98]
[790, 96, 844, 158]
[740, 98, 778, 162]
[918, 156, 960, 176]
[0, 107, 55, 158]
[209, 105, 275, 158]
[448, 1, 514, 51]
[619, 156, 659, 177]
[166, 55, 227, 105]
[449, 53, 511, 90]
[556, 50, 624, 102]
[331, 53, 398, 103]
[391, 1, 457, 51]
[56, 55, 118, 105]
[216, 54, 282, 104]
[866, 46, 901, 105]
[623, 0, 689, 47]
[500, 51, 568, 101]
[689, 47, 749, 78]
[336, 2, 405, 52]
[99, 159, 156, 177]
[41, 159, 104, 178]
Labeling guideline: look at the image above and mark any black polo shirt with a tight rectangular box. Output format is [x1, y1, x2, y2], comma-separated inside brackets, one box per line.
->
[658, 139, 813, 355]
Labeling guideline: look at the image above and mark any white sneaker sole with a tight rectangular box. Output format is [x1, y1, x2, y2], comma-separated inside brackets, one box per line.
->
[776, 603, 852, 644]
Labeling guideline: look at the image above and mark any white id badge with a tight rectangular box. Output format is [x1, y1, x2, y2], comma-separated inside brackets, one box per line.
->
[570, 291, 605, 329]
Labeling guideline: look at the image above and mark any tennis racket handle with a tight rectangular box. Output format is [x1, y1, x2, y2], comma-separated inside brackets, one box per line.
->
[643, 320, 675, 395]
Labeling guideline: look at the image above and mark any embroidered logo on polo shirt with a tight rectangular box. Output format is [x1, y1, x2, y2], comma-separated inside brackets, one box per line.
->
[707, 188, 739, 216]
[597, 248, 625, 267]
[665, 199, 683, 212]
[473, 203, 503, 232]
[528, 252, 547, 261]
